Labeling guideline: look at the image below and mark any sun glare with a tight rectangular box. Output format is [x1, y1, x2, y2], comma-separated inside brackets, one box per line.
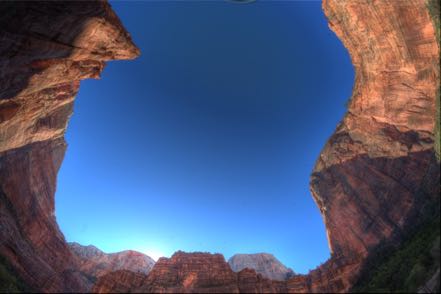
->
[139, 248, 166, 261]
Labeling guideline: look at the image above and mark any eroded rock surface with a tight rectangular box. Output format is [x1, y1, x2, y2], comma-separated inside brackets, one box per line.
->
[0, 1, 139, 292]
[93, 251, 287, 293]
[69, 242, 155, 283]
[315, 0, 440, 259]
[274, 0, 441, 292]
[280, 1, 441, 292]
[228, 253, 294, 281]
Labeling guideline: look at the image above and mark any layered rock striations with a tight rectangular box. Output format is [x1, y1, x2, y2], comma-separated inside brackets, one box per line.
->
[315, 0, 440, 259]
[293, 0, 440, 291]
[0, 1, 139, 292]
[228, 253, 294, 281]
[92, 251, 288, 293]
[0, 0, 439, 293]
[69, 242, 155, 283]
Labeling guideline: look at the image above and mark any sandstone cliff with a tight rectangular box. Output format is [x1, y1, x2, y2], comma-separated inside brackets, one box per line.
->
[93, 251, 287, 293]
[315, 0, 440, 259]
[0, 1, 139, 292]
[0, 0, 439, 293]
[301, 0, 440, 291]
[228, 253, 294, 281]
[69, 242, 155, 283]
[281, 1, 440, 292]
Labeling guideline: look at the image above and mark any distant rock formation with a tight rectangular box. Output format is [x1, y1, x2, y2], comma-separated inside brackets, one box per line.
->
[69, 242, 155, 283]
[92, 251, 287, 293]
[228, 253, 294, 281]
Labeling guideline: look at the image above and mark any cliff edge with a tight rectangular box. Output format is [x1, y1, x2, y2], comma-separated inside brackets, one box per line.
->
[0, 1, 139, 292]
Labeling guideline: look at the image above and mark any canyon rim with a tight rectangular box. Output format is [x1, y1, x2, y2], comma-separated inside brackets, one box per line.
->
[0, 0, 440, 293]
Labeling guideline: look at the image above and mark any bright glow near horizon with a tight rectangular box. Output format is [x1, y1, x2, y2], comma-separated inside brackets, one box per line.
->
[56, 0, 354, 273]
[138, 248, 166, 261]
[88, 237, 171, 262]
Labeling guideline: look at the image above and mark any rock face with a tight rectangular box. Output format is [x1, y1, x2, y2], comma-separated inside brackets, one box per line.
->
[300, 0, 440, 291]
[280, 1, 440, 292]
[315, 0, 440, 259]
[92, 270, 148, 293]
[92, 251, 361, 293]
[0, 0, 439, 293]
[0, 1, 139, 292]
[92, 251, 287, 293]
[69, 242, 155, 283]
[228, 253, 294, 281]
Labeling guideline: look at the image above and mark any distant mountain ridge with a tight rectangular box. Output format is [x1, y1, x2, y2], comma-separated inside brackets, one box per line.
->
[69, 242, 155, 283]
[228, 253, 294, 281]
[92, 251, 288, 293]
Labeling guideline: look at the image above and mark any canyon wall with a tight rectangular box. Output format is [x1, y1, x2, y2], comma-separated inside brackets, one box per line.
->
[315, 0, 440, 258]
[0, 1, 139, 291]
[281, 0, 440, 292]
[0, 0, 439, 293]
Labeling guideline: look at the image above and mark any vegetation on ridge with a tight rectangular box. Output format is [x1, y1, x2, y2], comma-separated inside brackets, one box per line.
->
[352, 212, 440, 293]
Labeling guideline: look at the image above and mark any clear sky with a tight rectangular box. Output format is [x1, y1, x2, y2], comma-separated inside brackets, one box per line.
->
[55, 0, 354, 274]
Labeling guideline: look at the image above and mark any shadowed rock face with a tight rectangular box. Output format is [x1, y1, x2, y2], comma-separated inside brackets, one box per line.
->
[0, 1, 139, 292]
[0, 0, 439, 293]
[69, 242, 155, 283]
[228, 253, 294, 281]
[298, 0, 440, 291]
[315, 0, 440, 259]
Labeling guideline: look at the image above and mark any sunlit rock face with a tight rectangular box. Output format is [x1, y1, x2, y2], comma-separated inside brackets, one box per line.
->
[0, 0, 439, 293]
[228, 253, 294, 281]
[69, 242, 155, 283]
[315, 0, 440, 258]
[0, 1, 138, 292]
[92, 251, 288, 293]
[298, 0, 440, 292]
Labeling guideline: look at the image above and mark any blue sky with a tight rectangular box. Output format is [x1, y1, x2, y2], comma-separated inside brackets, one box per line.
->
[55, 0, 353, 273]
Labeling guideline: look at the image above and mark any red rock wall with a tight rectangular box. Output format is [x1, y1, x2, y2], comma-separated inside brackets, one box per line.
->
[0, 1, 139, 292]
[0, 139, 86, 292]
[92, 252, 287, 293]
[315, 0, 440, 258]
[295, 0, 440, 291]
